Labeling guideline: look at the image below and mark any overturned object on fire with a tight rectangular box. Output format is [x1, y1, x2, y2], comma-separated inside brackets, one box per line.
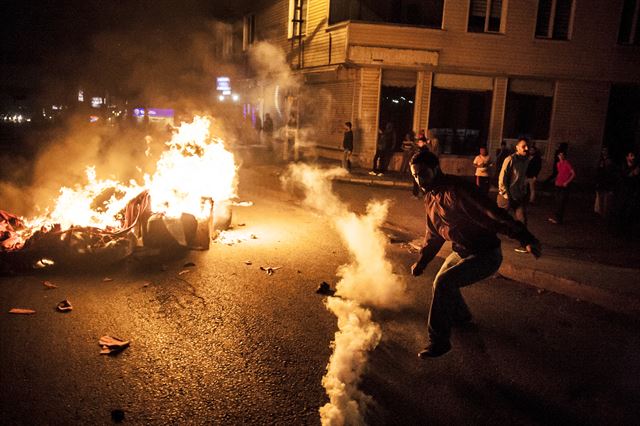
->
[0, 192, 232, 271]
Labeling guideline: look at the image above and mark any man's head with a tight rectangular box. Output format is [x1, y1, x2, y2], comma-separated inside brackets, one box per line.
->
[410, 151, 440, 192]
[627, 151, 636, 164]
[479, 146, 487, 156]
[344, 121, 352, 130]
[515, 138, 529, 157]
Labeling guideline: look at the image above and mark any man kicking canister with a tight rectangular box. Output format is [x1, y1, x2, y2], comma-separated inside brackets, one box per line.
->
[410, 151, 541, 358]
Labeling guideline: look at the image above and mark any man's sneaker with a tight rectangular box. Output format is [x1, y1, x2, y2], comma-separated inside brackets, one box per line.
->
[514, 247, 528, 253]
[418, 340, 451, 358]
[547, 217, 558, 224]
[377, 172, 384, 177]
[368, 171, 377, 176]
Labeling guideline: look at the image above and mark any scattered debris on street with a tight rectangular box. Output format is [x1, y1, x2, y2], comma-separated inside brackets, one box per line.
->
[316, 281, 335, 296]
[260, 266, 281, 276]
[8, 308, 36, 315]
[99, 335, 130, 355]
[43, 280, 58, 289]
[103, 277, 113, 282]
[178, 269, 190, 276]
[56, 299, 73, 312]
[111, 409, 125, 423]
[244, 260, 252, 265]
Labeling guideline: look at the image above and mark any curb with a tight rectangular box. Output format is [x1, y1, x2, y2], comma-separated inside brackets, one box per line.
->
[405, 240, 640, 318]
[334, 175, 413, 189]
[497, 263, 640, 317]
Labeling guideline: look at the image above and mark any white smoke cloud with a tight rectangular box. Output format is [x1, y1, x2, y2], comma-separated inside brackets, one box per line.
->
[284, 164, 407, 425]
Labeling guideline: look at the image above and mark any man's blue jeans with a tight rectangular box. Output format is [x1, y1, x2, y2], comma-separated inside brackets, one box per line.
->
[427, 247, 503, 343]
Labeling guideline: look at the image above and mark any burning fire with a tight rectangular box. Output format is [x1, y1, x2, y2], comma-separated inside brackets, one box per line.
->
[13, 116, 237, 248]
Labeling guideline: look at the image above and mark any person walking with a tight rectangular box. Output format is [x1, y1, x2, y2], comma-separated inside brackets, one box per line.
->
[526, 145, 542, 204]
[473, 146, 492, 196]
[548, 151, 576, 224]
[409, 151, 541, 358]
[342, 122, 354, 171]
[497, 138, 531, 252]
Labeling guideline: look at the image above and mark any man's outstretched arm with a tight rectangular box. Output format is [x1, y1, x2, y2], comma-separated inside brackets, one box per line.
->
[412, 225, 445, 276]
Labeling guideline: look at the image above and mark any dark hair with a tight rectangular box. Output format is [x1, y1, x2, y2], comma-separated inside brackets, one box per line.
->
[410, 150, 439, 168]
[345, 121, 352, 129]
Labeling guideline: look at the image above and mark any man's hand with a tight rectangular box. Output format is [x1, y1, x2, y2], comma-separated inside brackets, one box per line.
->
[526, 242, 542, 259]
[411, 261, 427, 277]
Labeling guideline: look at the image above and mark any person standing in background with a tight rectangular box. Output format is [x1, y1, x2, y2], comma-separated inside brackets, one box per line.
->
[400, 132, 416, 175]
[425, 130, 439, 156]
[342, 121, 354, 171]
[548, 151, 576, 224]
[473, 146, 492, 196]
[526, 145, 542, 204]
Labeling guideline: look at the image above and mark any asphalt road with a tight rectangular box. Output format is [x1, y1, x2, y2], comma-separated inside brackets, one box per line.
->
[1, 165, 639, 425]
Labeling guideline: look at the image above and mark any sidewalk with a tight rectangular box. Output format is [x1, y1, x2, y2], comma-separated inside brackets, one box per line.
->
[335, 165, 640, 317]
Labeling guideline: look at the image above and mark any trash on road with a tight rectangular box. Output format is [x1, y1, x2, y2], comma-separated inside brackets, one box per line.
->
[111, 409, 125, 423]
[178, 269, 190, 276]
[103, 277, 114, 282]
[244, 260, 252, 265]
[183, 262, 196, 267]
[99, 335, 130, 355]
[260, 266, 281, 276]
[141, 281, 151, 288]
[8, 308, 36, 315]
[316, 281, 336, 296]
[56, 299, 73, 312]
[43, 280, 58, 289]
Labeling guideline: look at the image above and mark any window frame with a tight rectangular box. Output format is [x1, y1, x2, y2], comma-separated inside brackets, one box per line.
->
[467, 0, 508, 34]
[534, 0, 575, 41]
[617, 0, 640, 45]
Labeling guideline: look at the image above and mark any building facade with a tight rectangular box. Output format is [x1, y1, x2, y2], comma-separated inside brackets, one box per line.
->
[243, 0, 640, 179]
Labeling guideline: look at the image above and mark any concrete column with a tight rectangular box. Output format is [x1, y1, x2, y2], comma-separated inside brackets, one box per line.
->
[413, 71, 433, 133]
[355, 67, 381, 167]
[488, 77, 508, 154]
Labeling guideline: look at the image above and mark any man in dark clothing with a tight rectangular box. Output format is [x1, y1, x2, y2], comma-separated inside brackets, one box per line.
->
[410, 151, 541, 358]
[526, 145, 542, 204]
[342, 122, 354, 171]
[263, 113, 274, 151]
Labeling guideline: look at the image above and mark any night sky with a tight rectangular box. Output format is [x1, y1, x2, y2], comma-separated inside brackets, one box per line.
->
[1, 1, 248, 103]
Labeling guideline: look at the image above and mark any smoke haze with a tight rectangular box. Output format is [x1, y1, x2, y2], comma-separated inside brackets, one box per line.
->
[284, 164, 408, 425]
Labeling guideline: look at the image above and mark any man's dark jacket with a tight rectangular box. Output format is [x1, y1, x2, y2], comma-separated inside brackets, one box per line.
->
[420, 174, 538, 262]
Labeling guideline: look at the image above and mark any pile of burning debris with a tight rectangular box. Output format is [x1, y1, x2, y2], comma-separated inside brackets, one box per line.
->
[1, 115, 237, 273]
[1, 194, 232, 273]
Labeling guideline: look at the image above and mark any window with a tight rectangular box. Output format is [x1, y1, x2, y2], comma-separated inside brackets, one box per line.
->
[328, 0, 444, 28]
[618, 0, 640, 45]
[535, 0, 574, 40]
[503, 79, 554, 140]
[288, 0, 308, 38]
[429, 74, 493, 156]
[243, 14, 255, 51]
[468, 0, 505, 33]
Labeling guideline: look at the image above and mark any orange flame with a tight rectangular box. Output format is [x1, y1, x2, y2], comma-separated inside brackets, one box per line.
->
[26, 116, 237, 231]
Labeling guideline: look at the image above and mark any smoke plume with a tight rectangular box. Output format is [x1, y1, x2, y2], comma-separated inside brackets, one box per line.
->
[284, 164, 407, 425]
